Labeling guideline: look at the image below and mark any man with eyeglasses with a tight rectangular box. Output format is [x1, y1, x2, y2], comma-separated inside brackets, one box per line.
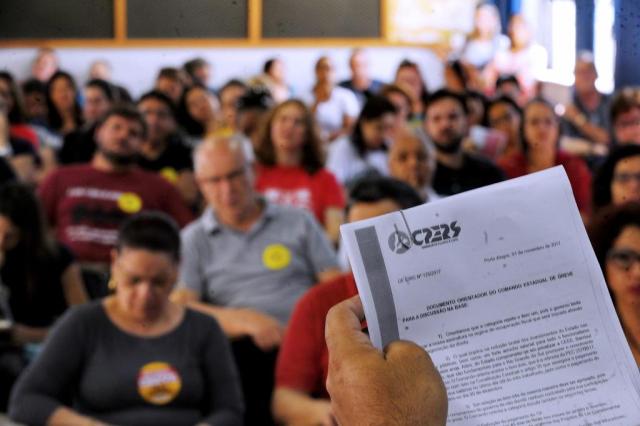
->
[173, 135, 340, 425]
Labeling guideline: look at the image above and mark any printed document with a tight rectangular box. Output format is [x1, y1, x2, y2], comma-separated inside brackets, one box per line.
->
[341, 167, 640, 424]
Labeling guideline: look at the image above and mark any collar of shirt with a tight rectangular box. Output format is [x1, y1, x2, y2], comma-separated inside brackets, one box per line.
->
[202, 198, 276, 235]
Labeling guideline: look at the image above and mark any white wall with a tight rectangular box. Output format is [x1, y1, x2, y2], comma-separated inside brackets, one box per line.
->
[0, 46, 445, 98]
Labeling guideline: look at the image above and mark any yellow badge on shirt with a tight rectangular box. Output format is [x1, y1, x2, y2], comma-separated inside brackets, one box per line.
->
[117, 192, 143, 214]
[137, 362, 182, 405]
[263, 243, 291, 270]
[160, 167, 178, 184]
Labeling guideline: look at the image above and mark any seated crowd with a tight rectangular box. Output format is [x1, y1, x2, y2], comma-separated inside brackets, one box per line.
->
[1, 19, 640, 425]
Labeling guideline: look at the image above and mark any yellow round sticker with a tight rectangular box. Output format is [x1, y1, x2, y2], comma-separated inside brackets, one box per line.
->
[262, 243, 291, 270]
[160, 167, 178, 184]
[117, 192, 143, 214]
[137, 362, 182, 405]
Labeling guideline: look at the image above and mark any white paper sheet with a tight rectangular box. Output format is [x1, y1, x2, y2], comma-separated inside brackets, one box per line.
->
[341, 167, 640, 425]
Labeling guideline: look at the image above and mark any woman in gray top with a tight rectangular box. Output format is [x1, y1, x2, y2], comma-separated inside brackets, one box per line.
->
[9, 212, 244, 426]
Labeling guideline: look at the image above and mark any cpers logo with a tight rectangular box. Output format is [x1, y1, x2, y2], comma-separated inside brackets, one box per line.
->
[388, 221, 461, 254]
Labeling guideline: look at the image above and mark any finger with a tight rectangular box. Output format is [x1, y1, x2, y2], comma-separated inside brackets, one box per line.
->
[383, 340, 432, 364]
[325, 296, 376, 360]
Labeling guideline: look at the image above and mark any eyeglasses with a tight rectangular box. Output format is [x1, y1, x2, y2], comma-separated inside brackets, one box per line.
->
[613, 172, 640, 184]
[607, 248, 640, 271]
[198, 165, 248, 185]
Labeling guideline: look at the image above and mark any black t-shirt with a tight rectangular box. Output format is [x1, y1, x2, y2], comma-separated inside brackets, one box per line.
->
[136, 136, 193, 174]
[0, 157, 16, 184]
[9, 303, 244, 426]
[1, 242, 73, 327]
[433, 153, 505, 196]
[59, 125, 97, 165]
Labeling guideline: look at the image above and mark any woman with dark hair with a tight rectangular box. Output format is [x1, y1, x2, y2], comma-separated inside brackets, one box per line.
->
[589, 203, 640, 365]
[327, 96, 397, 186]
[0, 182, 87, 408]
[486, 95, 523, 158]
[178, 84, 221, 143]
[393, 59, 429, 123]
[46, 71, 83, 136]
[592, 145, 640, 213]
[498, 98, 592, 217]
[0, 72, 39, 147]
[255, 99, 345, 243]
[9, 212, 243, 426]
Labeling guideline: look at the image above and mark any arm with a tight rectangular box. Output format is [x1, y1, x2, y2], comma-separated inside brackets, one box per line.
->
[324, 207, 344, 247]
[159, 178, 194, 228]
[61, 262, 89, 306]
[562, 104, 610, 145]
[176, 170, 200, 208]
[171, 288, 284, 351]
[8, 307, 105, 426]
[321, 171, 346, 246]
[199, 316, 245, 426]
[272, 285, 335, 425]
[47, 407, 109, 426]
[301, 211, 341, 283]
[272, 388, 335, 426]
[9, 154, 38, 186]
[325, 296, 448, 426]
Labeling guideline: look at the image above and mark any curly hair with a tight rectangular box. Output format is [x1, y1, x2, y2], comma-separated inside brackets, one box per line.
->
[588, 202, 640, 305]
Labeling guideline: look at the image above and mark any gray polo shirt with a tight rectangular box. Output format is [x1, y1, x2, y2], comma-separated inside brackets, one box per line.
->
[179, 202, 339, 324]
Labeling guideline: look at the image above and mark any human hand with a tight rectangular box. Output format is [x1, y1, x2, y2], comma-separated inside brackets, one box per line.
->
[309, 399, 337, 426]
[325, 296, 448, 426]
[235, 308, 284, 351]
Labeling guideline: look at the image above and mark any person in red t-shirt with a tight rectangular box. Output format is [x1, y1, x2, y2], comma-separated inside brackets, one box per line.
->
[254, 99, 345, 244]
[497, 98, 592, 220]
[38, 106, 193, 273]
[272, 176, 422, 425]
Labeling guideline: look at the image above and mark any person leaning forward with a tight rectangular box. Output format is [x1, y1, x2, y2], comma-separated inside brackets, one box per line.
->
[172, 135, 340, 425]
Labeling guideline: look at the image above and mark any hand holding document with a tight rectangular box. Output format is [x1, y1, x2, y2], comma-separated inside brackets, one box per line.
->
[341, 167, 640, 425]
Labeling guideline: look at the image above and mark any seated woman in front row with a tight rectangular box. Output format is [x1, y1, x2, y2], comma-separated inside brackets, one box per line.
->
[9, 212, 244, 426]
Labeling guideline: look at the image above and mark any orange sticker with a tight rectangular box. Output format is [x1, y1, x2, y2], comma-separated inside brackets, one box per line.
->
[137, 362, 182, 405]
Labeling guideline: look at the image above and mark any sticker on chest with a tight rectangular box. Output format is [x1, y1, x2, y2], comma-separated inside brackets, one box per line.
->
[262, 243, 292, 270]
[160, 167, 178, 184]
[117, 192, 143, 214]
[137, 361, 182, 405]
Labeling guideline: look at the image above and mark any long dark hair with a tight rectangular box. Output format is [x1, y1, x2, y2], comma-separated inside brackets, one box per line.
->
[351, 96, 396, 158]
[46, 71, 83, 132]
[177, 84, 211, 137]
[0, 71, 27, 124]
[0, 182, 56, 294]
[255, 99, 324, 174]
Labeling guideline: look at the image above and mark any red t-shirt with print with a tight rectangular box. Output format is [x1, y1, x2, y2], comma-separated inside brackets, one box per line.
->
[38, 164, 193, 263]
[255, 165, 345, 225]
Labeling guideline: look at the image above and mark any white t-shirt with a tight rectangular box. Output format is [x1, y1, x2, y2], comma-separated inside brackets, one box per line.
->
[305, 86, 360, 139]
[326, 136, 389, 185]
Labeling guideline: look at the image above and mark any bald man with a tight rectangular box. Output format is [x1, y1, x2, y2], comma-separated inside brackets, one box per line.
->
[173, 136, 339, 425]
